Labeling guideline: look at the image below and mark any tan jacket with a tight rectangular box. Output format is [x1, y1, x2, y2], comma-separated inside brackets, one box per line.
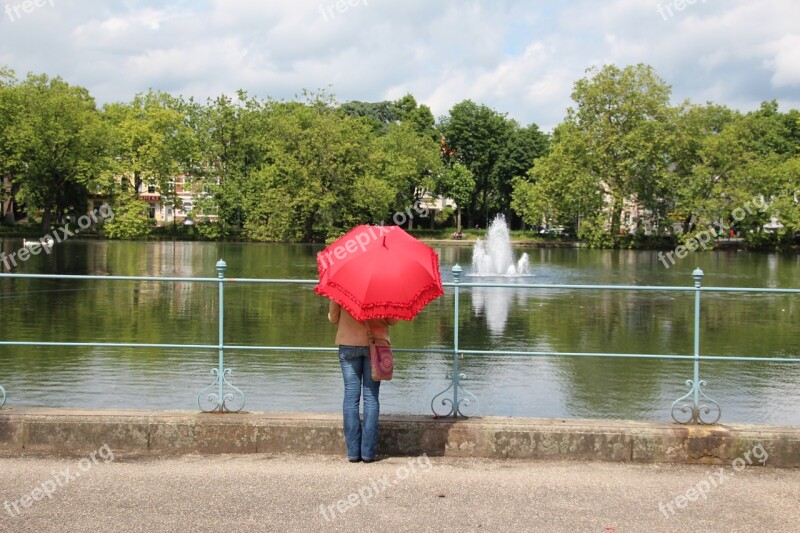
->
[328, 300, 398, 346]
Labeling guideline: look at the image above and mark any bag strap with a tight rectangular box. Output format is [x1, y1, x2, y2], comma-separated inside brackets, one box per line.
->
[362, 321, 390, 346]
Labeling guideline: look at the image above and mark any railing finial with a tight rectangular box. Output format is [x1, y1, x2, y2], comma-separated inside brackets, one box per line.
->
[692, 267, 704, 287]
[452, 263, 462, 283]
[216, 259, 227, 279]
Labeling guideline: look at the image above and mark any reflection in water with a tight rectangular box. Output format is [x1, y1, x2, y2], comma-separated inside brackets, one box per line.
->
[767, 253, 778, 287]
[470, 285, 537, 337]
[472, 285, 514, 335]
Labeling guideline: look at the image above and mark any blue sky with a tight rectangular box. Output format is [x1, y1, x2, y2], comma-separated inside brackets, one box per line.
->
[1, 0, 798, 131]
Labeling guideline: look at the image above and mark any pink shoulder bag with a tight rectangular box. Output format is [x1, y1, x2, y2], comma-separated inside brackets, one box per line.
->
[364, 322, 393, 381]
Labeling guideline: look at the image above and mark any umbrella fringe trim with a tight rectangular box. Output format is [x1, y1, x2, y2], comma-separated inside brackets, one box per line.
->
[314, 282, 444, 321]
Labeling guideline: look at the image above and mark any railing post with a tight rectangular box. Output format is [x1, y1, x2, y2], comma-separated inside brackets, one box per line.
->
[452, 264, 461, 414]
[431, 264, 479, 417]
[0, 383, 5, 408]
[197, 259, 245, 413]
[671, 267, 720, 424]
[692, 267, 702, 415]
[216, 259, 226, 410]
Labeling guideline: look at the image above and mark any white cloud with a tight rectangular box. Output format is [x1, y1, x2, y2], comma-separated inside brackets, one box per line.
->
[764, 34, 800, 87]
[0, 0, 797, 131]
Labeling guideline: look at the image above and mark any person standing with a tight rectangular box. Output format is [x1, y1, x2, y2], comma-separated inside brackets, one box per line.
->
[328, 300, 397, 462]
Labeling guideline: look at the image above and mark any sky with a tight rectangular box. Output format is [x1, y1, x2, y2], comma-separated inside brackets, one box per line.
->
[0, 0, 798, 131]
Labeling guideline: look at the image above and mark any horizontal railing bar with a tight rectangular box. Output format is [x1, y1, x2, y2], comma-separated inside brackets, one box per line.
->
[0, 273, 221, 283]
[460, 349, 800, 363]
[0, 341, 219, 349]
[0, 341, 446, 354]
[3, 273, 798, 294]
[699, 287, 800, 294]
[226, 278, 317, 284]
[222, 345, 447, 354]
[222, 345, 334, 352]
[2, 340, 796, 363]
[450, 282, 800, 293]
[449, 282, 693, 291]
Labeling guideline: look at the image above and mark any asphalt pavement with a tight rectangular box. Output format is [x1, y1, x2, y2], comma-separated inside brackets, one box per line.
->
[0, 451, 798, 532]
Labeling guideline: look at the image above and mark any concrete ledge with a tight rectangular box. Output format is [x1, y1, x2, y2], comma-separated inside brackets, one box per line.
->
[1, 408, 799, 467]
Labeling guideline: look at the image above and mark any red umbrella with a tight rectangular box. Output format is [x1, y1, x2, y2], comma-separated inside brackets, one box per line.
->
[314, 225, 444, 321]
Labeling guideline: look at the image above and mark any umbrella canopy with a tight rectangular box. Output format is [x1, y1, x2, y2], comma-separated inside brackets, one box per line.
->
[315, 225, 444, 321]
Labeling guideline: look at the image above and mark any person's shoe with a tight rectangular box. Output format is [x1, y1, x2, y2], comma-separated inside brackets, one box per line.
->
[348, 457, 362, 463]
[362, 458, 375, 463]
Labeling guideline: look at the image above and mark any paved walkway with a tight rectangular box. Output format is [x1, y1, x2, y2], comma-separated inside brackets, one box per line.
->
[0, 451, 798, 532]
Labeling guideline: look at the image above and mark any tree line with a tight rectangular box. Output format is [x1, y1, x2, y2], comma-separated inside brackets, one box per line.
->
[513, 64, 799, 248]
[1, 63, 798, 247]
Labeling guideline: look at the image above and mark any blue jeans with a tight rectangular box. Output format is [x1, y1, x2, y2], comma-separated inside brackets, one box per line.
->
[338, 345, 380, 460]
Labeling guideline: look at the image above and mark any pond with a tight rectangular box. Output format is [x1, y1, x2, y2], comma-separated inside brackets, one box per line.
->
[1, 238, 798, 425]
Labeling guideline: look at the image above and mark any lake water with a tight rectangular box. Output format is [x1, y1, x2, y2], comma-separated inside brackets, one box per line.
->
[1, 238, 799, 425]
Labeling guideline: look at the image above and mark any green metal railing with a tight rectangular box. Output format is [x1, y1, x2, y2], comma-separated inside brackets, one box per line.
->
[1, 261, 799, 423]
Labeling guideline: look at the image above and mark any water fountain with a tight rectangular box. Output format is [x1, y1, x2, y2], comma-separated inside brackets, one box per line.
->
[471, 215, 530, 276]
[470, 215, 531, 335]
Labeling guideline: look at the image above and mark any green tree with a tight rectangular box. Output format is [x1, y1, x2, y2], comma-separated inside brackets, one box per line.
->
[512, 122, 604, 237]
[494, 123, 549, 225]
[439, 100, 514, 227]
[513, 64, 674, 243]
[670, 101, 799, 247]
[103, 90, 196, 235]
[667, 102, 739, 235]
[371, 121, 443, 228]
[13, 74, 110, 231]
[435, 162, 475, 230]
[339, 100, 398, 135]
[0, 68, 23, 224]
[102, 193, 152, 239]
[340, 94, 436, 140]
[393, 94, 437, 140]
[243, 95, 384, 241]
[184, 91, 273, 237]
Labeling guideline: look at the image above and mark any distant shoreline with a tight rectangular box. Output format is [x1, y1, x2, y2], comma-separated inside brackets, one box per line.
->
[2, 229, 794, 252]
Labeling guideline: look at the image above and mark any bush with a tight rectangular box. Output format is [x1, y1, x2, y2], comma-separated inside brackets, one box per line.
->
[103, 196, 153, 240]
[579, 215, 614, 248]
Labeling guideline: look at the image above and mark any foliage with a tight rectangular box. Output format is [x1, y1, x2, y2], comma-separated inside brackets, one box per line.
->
[493, 123, 550, 216]
[434, 163, 474, 230]
[667, 100, 799, 247]
[7, 73, 110, 231]
[527, 64, 674, 239]
[512, 64, 800, 249]
[512, 121, 604, 233]
[1, 63, 797, 249]
[103, 194, 153, 239]
[439, 100, 513, 226]
[340, 94, 436, 140]
[579, 212, 614, 248]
